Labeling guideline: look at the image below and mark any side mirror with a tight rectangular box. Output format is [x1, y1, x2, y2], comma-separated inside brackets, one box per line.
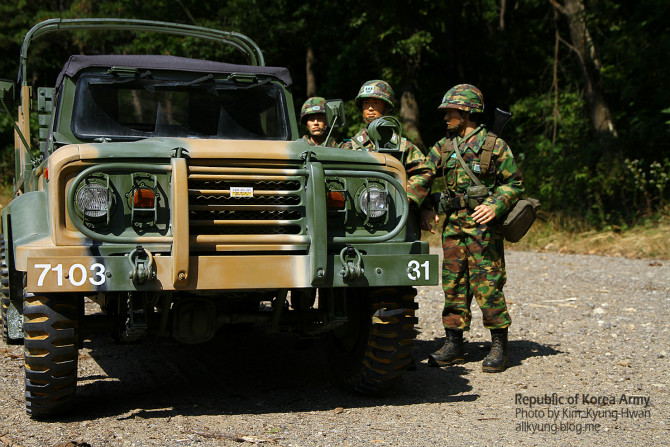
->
[0, 79, 16, 104]
[325, 99, 346, 129]
[367, 116, 403, 153]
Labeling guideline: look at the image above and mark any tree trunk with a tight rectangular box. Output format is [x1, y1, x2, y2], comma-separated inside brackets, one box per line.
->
[399, 84, 425, 151]
[550, 0, 618, 137]
[306, 47, 317, 98]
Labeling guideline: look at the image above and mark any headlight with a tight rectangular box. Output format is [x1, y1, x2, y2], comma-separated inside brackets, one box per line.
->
[359, 184, 387, 218]
[75, 176, 113, 223]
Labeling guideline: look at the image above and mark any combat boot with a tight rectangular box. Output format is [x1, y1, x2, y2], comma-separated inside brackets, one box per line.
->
[482, 328, 508, 373]
[428, 329, 465, 367]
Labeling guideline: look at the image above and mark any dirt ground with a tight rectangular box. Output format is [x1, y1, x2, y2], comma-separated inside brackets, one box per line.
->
[1, 249, 668, 446]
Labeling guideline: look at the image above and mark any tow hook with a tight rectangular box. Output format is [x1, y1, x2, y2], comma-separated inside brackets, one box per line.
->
[128, 246, 155, 284]
[339, 245, 364, 281]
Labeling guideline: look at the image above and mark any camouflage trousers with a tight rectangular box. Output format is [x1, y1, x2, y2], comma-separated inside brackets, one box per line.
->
[441, 232, 511, 330]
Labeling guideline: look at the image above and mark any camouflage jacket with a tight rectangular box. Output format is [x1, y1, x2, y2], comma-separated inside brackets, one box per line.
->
[300, 134, 341, 148]
[406, 126, 524, 236]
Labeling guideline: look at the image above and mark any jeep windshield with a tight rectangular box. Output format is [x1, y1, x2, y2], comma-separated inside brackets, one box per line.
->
[71, 73, 290, 141]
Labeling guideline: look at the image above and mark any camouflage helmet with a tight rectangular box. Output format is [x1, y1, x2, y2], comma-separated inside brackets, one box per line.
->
[355, 80, 395, 112]
[438, 84, 485, 113]
[300, 97, 327, 123]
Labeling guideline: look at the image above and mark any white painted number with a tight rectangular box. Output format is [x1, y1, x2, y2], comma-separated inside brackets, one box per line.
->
[69, 264, 87, 287]
[35, 264, 52, 287]
[89, 263, 106, 286]
[407, 260, 430, 281]
[34, 263, 107, 287]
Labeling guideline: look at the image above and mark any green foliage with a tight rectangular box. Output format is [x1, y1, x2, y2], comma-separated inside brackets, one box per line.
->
[663, 108, 670, 126]
[509, 90, 589, 211]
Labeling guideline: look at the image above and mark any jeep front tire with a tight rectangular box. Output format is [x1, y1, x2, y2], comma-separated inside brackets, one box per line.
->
[23, 292, 80, 417]
[324, 287, 418, 394]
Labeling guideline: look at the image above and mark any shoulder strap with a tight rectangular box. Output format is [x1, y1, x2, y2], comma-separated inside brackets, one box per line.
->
[452, 137, 483, 187]
[479, 132, 497, 174]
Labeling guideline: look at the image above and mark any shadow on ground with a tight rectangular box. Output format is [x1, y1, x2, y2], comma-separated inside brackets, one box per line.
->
[44, 325, 561, 422]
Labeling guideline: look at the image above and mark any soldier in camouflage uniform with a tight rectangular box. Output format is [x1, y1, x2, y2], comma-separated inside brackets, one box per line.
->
[343, 80, 427, 240]
[406, 84, 524, 373]
[300, 97, 340, 147]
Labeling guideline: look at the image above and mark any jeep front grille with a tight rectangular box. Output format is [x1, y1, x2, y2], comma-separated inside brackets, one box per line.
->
[187, 166, 308, 248]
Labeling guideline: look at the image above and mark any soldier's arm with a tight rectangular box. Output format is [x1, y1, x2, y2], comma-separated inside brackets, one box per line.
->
[482, 139, 524, 217]
[406, 141, 442, 207]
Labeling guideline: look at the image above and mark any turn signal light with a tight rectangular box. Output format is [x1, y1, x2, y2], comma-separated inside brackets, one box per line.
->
[133, 188, 155, 208]
[326, 191, 345, 210]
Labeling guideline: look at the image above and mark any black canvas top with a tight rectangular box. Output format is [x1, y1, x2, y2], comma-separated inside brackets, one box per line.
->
[55, 54, 292, 87]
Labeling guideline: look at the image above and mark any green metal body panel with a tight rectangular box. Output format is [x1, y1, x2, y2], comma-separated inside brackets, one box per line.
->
[5, 192, 49, 248]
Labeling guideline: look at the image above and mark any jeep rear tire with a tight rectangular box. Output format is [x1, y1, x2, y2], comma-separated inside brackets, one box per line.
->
[1, 235, 24, 345]
[23, 292, 80, 417]
[0, 259, 9, 344]
[324, 287, 418, 394]
[1, 237, 18, 344]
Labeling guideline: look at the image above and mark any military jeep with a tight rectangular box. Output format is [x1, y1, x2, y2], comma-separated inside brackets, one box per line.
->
[0, 18, 438, 417]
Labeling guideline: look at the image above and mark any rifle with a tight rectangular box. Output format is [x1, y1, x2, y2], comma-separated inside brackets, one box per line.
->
[480, 108, 512, 173]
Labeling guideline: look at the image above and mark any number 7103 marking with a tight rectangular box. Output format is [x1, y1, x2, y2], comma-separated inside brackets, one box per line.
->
[34, 263, 106, 287]
[407, 260, 430, 281]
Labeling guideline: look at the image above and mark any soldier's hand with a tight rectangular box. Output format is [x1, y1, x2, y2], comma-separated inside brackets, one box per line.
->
[471, 204, 495, 224]
[420, 208, 439, 234]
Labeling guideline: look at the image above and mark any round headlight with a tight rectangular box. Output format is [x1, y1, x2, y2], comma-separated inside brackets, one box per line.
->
[359, 185, 387, 218]
[76, 182, 112, 220]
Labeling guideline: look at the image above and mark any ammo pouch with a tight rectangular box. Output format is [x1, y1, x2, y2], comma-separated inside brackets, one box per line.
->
[430, 192, 470, 214]
[501, 198, 541, 242]
[466, 185, 489, 209]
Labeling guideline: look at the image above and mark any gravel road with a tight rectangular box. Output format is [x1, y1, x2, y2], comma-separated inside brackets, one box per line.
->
[1, 249, 668, 447]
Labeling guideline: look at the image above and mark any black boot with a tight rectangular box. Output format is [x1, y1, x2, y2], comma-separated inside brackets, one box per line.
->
[428, 329, 465, 367]
[482, 328, 508, 373]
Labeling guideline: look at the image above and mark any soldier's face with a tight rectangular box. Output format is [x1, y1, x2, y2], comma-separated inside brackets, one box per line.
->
[362, 98, 386, 124]
[444, 108, 463, 132]
[306, 114, 327, 136]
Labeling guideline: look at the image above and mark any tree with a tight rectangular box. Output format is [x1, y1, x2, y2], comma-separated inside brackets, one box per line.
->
[550, 0, 618, 137]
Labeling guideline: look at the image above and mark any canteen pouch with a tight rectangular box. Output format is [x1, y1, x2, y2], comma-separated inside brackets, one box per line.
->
[466, 185, 490, 209]
[501, 198, 541, 242]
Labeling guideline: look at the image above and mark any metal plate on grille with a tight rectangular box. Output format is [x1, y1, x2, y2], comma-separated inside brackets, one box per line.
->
[230, 186, 254, 197]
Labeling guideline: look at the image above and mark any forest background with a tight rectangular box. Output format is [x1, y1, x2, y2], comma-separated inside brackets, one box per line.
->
[0, 0, 668, 256]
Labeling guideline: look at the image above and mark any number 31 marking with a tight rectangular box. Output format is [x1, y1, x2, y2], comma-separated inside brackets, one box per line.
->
[34, 263, 106, 287]
[407, 260, 430, 281]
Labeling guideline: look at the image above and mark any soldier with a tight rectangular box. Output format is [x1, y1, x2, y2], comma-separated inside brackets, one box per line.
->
[407, 84, 524, 373]
[300, 97, 339, 147]
[343, 80, 427, 240]
[342, 80, 421, 157]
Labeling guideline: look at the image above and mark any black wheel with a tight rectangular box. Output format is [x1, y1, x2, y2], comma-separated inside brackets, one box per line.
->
[1, 236, 22, 345]
[1, 259, 9, 343]
[324, 287, 418, 394]
[23, 292, 80, 418]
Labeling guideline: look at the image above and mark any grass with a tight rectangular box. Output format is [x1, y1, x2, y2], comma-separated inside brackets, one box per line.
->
[1, 189, 667, 260]
[423, 212, 670, 260]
